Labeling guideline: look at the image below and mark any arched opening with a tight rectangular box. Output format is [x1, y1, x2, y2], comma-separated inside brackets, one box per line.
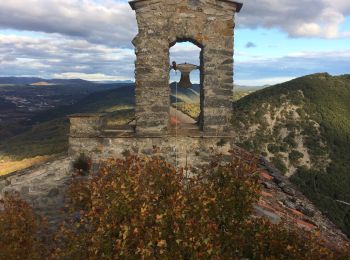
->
[169, 40, 203, 134]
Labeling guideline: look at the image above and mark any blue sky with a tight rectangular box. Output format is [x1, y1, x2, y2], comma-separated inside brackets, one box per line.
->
[0, 0, 349, 86]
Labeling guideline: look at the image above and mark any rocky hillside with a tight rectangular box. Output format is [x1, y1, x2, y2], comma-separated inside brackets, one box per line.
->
[232, 73, 350, 236]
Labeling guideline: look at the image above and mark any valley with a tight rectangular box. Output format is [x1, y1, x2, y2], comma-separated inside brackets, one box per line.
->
[2, 74, 350, 237]
[0, 79, 134, 174]
[0, 81, 124, 136]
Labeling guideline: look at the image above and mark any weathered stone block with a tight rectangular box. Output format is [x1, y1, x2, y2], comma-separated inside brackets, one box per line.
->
[69, 113, 106, 137]
[48, 188, 60, 197]
[205, 98, 232, 108]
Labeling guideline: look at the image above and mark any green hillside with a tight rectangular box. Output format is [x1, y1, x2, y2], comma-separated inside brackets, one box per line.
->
[232, 73, 350, 236]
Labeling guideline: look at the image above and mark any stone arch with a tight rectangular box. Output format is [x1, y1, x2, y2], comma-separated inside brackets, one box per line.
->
[130, 0, 241, 136]
[169, 37, 204, 49]
[168, 37, 204, 130]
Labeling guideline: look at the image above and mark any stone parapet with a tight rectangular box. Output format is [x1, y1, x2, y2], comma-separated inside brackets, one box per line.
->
[68, 113, 107, 137]
[69, 135, 235, 168]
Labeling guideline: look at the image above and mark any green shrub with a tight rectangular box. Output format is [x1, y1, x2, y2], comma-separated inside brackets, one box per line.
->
[284, 133, 298, 148]
[280, 143, 289, 152]
[216, 138, 227, 147]
[289, 150, 304, 164]
[72, 153, 91, 175]
[267, 143, 280, 153]
[271, 156, 288, 174]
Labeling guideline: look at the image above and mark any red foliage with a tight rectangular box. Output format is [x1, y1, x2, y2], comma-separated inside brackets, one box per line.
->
[51, 154, 349, 259]
[1, 154, 348, 258]
[0, 195, 47, 259]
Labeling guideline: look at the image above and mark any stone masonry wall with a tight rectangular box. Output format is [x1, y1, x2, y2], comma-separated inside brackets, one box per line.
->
[69, 135, 235, 168]
[131, 0, 239, 135]
[68, 115, 238, 169]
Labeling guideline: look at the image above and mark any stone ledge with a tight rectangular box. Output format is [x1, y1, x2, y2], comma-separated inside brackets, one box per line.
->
[69, 134, 236, 139]
[129, 0, 243, 12]
[68, 113, 107, 118]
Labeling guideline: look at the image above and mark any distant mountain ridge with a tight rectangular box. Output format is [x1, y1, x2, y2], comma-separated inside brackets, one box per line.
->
[0, 77, 96, 85]
[0, 77, 140, 86]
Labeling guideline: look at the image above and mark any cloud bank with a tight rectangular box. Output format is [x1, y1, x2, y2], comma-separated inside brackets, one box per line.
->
[238, 0, 350, 39]
[0, 0, 136, 46]
[0, 34, 135, 79]
[0, 0, 349, 84]
[0, 0, 349, 46]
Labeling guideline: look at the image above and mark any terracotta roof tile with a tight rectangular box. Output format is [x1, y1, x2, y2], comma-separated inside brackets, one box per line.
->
[249, 153, 350, 250]
[259, 170, 274, 181]
[296, 219, 316, 231]
[261, 191, 273, 198]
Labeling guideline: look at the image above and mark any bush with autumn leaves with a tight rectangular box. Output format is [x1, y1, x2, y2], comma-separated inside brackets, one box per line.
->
[52, 154, 348, 259]
[1, 154, 349, 259]
[0, 195, 47, 259]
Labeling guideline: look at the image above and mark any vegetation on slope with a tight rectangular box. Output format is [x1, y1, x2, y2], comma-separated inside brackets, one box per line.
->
[2, 155, 347, 258]
[232, 73, 350, 236]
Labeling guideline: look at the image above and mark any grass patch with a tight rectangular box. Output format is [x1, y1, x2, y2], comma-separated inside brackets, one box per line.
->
[0, 155, 57, 176]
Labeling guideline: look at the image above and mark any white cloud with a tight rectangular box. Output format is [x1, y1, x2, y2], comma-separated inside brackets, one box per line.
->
[0, 33, 135, 79]
[293, 23, 321, 37]
[286, 50, 350, 59]
[238, 0, 350, 39]
[171, 43, 201, 53]
[236, 76, 295, 86]
[0, 0, 350, 82]
[235, 49, 350, 85]
[0, 0, 349, 47]
[53, 72, 130, 81]
[0, 0, 136, 46]
[170, 42, 201, 66]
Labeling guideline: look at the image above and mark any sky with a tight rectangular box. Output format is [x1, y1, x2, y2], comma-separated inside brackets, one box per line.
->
[0, 0, 349, 86]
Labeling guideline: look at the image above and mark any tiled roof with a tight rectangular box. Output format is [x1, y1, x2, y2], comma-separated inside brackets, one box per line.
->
[254, 155, 350, 251]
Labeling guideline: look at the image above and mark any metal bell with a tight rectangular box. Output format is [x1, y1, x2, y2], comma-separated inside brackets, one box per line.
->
[171, 62, 199, 89]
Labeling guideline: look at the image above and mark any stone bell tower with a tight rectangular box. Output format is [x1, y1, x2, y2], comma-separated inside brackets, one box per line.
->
[68, 0, 243, 167]
[130, 0, 242, 136]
